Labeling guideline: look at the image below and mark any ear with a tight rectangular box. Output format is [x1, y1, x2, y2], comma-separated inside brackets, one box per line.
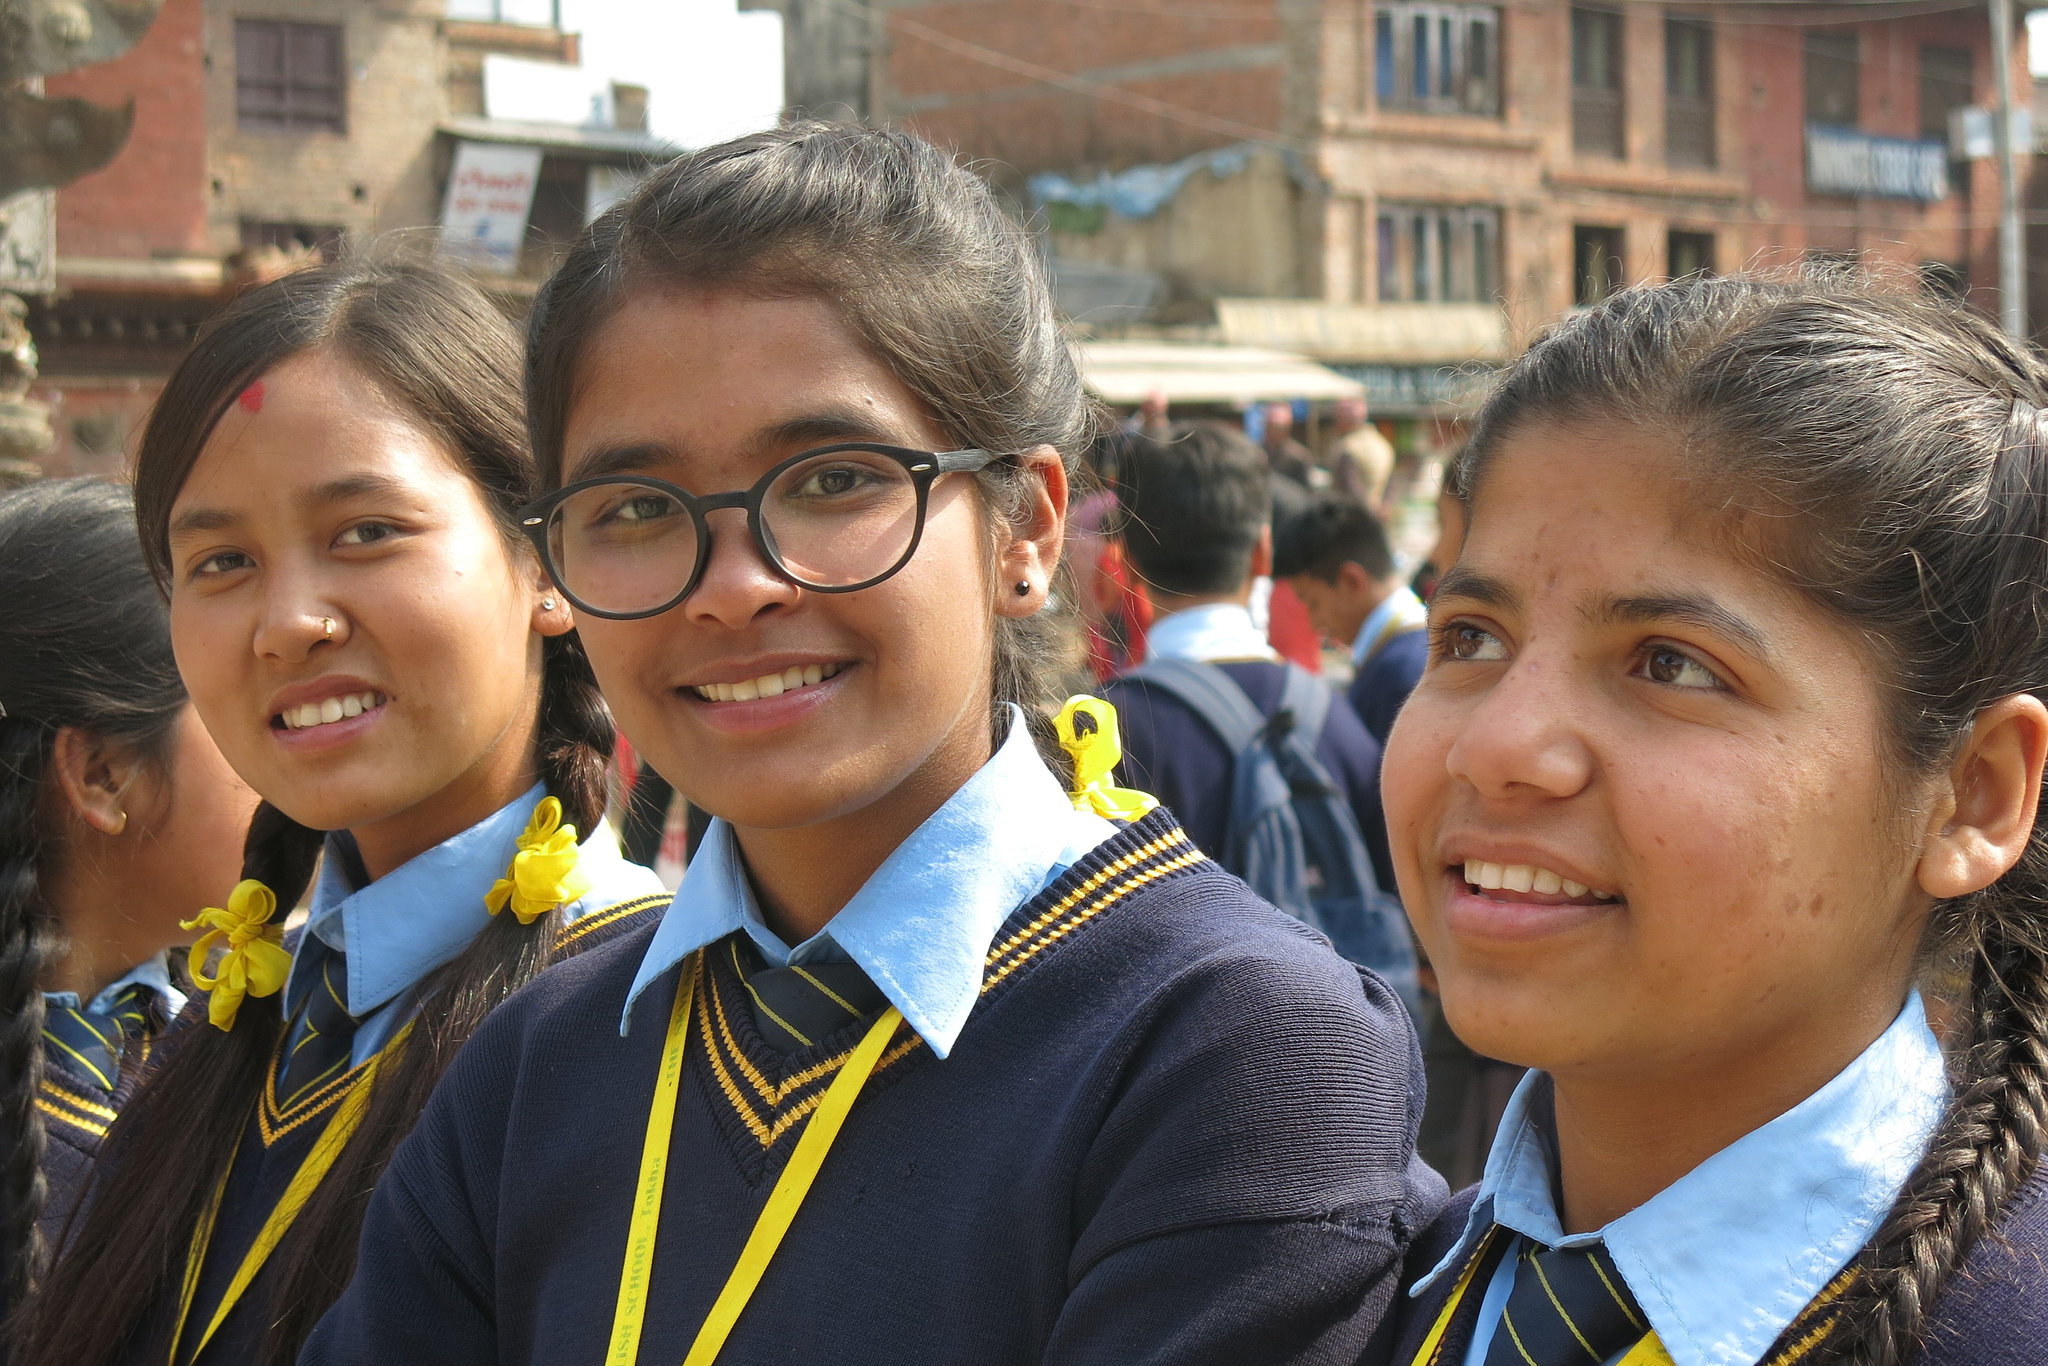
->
[1248, 524, 1273, 581]
[529, 559, 576, 639]
[49, 725, 148, 837]
[996, 447, 1069, 620]
[1335, 560, 1373, 596]
[1917, 693, 2048, 901]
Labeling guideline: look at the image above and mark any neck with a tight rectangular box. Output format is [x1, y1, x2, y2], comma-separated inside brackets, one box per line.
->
[39, 857, 167, 1001]
[1549, 991, 1908, 1232]
[349, 731, 544, 882]
[731, 706, 996, 946]
[1150, 587, 1253, 617]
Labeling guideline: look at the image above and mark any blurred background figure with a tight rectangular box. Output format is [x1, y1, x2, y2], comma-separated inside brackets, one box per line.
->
[1275, 495, 1428, 747]
[1326, 397, 1395, 513]
[1257, 400, 1319, 488]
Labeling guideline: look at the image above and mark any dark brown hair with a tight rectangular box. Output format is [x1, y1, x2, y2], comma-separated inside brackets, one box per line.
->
[525, 121, 1096, 775]
[15, 255, 616, 1366]
[1457, 274, 2048, 1365]
[0, 480, 188, 1310]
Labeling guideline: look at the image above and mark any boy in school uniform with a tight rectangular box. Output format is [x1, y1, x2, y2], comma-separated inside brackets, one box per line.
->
[1104, 423, 1397, 895]
[1275, 495, 1430, 747]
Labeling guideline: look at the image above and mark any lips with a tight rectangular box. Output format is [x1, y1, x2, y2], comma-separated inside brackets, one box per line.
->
[277, 689, 386, 731]
[690, 661, 845, 704]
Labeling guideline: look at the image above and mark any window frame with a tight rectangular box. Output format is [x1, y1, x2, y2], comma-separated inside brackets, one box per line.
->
[234, 18, 346, 135]
[1372, 3, 1501, 118]
[1664, 15, 1715, 168]
[1571, 6, 1626, 159]
[1375, 202, 1501, 304]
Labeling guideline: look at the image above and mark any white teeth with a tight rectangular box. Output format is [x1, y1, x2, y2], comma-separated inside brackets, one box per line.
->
[692, 661, 843, 704]
[279, 691, 382, 730]
[1462, 859, 1616, 901]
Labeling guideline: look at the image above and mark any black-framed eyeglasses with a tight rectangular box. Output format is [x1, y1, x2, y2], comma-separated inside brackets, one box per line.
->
[518, 442, 998, 621]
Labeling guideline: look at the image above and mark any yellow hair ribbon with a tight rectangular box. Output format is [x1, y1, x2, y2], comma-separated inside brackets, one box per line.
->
[484, 795, 593, 925]
[1054, 695, 1159, 822]
[180, 880, 291, 1031]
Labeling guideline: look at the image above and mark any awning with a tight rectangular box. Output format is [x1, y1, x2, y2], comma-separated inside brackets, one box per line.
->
[1215, 299, 1509, 366]
[439, 116, 676, 163]
[1073, 340, 1364, 407]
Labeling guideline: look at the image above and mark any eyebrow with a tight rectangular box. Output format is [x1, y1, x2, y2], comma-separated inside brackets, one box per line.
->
[167, 472, 420, 541]
[1595, 594, 1773, 660]
[564, 408, 931, 484]
[1431, 566, 1519, 612]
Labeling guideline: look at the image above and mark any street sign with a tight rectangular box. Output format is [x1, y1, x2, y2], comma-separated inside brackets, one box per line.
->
[439, 140, 544, 274]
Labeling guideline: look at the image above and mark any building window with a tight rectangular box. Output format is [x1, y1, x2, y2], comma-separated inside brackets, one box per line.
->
[1665, 16, 1714, 167]
[1571, 6, 1625, 158]
[235, 19, 344, 133]
[1573, 224, 1625, 305]
[1804, 30, 1859, 128]
[1668, 230, 1714, 280]
[1376, 204, 1498, 303]
[1920, 45, 1972, 197]
[1373, 4, 1500, 116]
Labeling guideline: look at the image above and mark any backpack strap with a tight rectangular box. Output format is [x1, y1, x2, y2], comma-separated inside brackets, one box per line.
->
[1277, 662, 1331, 750]
[1123, 657, 1272, 755]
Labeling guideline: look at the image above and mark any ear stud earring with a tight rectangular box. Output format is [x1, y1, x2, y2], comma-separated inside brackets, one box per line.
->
[1014, 581, 1031, 597]
[542, 598, 557, 611]
[110, 811, 127, 836]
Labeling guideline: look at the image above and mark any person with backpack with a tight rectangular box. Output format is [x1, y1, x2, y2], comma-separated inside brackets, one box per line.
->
[1276, 494, 1430, 746]
[1104, 422, 1420, 1018]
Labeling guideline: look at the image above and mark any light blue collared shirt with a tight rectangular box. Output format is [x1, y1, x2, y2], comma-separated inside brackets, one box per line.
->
[1350, 584, 1428, 667]
[622, 706, 1118, 1057]
[43, 952, 188, 1022]
[1413, 994, 1949, 1366]
[1144, 601, 1278, 664]
[286, 783, 666, 1065]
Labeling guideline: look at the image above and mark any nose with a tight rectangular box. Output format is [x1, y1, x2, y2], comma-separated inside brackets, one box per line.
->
[679, 506, 801, 629]
[1443, 649, 1595, 802]
[251, 564, 343, 663]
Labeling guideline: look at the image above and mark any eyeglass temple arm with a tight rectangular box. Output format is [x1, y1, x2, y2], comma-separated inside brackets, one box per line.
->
[929, 448, 998, 474]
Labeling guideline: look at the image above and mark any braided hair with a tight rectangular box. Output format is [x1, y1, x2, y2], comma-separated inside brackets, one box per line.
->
[16, 254, 618, 1366]
[0, 480, 188, 1309]
[1456, 274, 2048, 1364]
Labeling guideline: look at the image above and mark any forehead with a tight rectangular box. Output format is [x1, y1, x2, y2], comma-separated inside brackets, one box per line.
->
[561, 288, 947, 483]
[170, 350, 471, 524]
[1459, 422, 1786, 610]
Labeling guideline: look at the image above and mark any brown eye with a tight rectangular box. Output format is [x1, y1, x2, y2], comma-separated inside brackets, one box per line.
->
[1643, 646, 1718, 689]
[1442, 622, 1506, 662]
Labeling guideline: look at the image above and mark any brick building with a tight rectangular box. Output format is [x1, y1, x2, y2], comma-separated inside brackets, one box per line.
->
[29, 0, 666, 477]
[771, 0, 2033, 484]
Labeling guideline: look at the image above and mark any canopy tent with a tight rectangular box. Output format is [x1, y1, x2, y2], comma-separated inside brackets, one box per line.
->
[1071, 340, 1364, 408]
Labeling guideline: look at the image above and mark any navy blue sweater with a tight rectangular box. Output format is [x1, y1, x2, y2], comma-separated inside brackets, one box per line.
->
[1394, 1177, 2048, 1366]
[1348, 630, 1427, 749]
[1105, 664, 1396, 894]
[303, 813, 1445, 1365]
[90, 894, 669, 1366]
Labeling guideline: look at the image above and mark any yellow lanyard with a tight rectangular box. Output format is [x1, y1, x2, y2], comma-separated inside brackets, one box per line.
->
[605, 953, 903, 1366]
[1407, 1228, 1675, 1366]
[166, 1029, 404, 1366]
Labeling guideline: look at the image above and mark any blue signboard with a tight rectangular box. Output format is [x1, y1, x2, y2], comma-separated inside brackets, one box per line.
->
[1805, 124, 1949, 202]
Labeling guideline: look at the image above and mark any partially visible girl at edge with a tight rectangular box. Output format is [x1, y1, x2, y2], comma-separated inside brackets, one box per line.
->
[11, 258, 668, 1366]
[0, 480, 256, 1329]
[303, 123, 1439, 1366]
[1387, 276, 2048, 1366]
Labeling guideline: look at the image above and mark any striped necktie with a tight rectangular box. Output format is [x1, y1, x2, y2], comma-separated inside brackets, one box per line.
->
[277, 948, 360, 1105]
[729, 936, 887, 1054]
[1485, 1239, 1649, 1366]
[42, 982, 153, 1091]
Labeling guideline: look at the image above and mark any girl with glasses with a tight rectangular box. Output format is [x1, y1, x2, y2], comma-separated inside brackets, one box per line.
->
[0, 480, 257, 1327]
[14, 259, 668, 1366]
[1388, 277, 2048, 1366]
[302, 124, 1437, 1365]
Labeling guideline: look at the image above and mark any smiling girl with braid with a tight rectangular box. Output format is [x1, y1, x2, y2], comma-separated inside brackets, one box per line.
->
[1388, 275, 2048, 1366]
[10, 258, 667, 1366]
[301, 123, 1438, 1366]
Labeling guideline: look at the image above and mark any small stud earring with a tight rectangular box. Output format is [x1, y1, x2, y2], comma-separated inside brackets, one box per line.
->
[542, 598, 557, 611]
[110, 810, 127, 836]
[1014, 580, 1031, 597]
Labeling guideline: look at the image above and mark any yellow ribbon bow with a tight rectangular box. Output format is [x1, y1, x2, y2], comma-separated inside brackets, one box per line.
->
[484, 796, 594, 925]
[1054, 695, 1160, 822]
[181, 880, 291, 1031]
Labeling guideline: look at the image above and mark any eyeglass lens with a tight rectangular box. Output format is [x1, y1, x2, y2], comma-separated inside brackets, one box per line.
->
[546, 448, 924, 615]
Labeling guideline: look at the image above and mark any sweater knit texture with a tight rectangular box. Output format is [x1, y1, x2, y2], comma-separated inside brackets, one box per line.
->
[303, 812, 1445, 1365]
